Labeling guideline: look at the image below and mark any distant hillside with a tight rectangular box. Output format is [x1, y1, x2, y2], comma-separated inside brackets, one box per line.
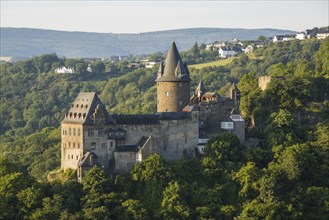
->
[1, 27, 296, 58]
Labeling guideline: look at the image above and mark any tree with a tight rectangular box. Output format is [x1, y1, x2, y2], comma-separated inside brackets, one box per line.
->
[258, 35, 267, 41]
[203, 133, 245, 175]
[75, 62, 87, 73]
[90, 61, 105, 73]
[237, 72, 261, 126]
[314, 38, 329, 77]
[82, 166, 111, 194]
[161, 181, 190, 219]
[265, 109, 299, 147]
[122, 199, 149, 220]
[234, 162, 263, 201]
[131, 154, 171, 183]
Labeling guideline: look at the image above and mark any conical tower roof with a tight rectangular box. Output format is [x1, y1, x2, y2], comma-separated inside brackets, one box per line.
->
[156, 41, 191, 82]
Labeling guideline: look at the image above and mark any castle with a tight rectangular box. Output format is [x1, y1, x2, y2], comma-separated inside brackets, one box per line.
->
[61, 42, 245, 181]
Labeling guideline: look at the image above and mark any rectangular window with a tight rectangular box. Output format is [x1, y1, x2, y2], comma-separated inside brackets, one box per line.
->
[78, 143, 80, 148]
[71, 155, 73, 159]
[69, 128, 71, 136]
[78, 128, 81, 136]
[102, 143, 107, 149]
[98, 128, 103, 137]
[76, 155, 79, 160]
[110, 142, 113, 147]
[62, 129, 66, 135]
[68, 142, 71, 148]
[73, 128, 76, 136]
[73, 143, 75, 148]
[68, 154, 70, 159]
[88, 129, 94, 137]
[91, 143, 96, 150]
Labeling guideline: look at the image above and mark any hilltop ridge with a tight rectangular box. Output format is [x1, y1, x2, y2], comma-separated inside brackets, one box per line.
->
[0, 27, 295, 58]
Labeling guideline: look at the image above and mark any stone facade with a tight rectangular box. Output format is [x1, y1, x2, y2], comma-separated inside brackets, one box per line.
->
[157, 82, 190, 112]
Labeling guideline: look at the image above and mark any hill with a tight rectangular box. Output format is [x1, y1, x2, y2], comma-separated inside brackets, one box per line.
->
[0, 27, 296, 58]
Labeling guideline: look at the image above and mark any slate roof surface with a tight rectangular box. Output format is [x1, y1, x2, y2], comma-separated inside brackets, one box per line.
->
[115, 145, 140, 152]
[111, 114, 160, 124]
[62, 92, 115, 125]
[78, 152, 99, 167]
[155, 112, 192, 120]
[156, 41, 191, 82]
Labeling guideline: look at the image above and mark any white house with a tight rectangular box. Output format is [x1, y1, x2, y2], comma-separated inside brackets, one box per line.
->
[55, 66, 75, 74]
[296, 32, 306, 40]
[219, 46, 237, 58]
[244, 45, 254, 54]
[273, 35, 284, 42]
[283, 35, 296, 41]
[316, 30, 329, 39]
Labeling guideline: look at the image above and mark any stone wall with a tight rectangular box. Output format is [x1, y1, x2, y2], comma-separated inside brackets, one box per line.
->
[157, 81, 190, 112]
[61, 123, 84, 170]
[199, 100, 236, 136]
[82, 124, 114, 171]
[116, 114, 199, 161]
[114, 151, 137, 174]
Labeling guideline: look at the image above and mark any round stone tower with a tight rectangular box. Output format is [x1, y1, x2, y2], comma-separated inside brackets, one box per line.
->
[156, 42, 191, 112]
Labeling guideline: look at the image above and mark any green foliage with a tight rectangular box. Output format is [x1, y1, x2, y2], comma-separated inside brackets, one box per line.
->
[82, 166, 111, 194]
[203, 133, 245, 175]
[161, 181, 191, 219]
[131, 154, 171, 183]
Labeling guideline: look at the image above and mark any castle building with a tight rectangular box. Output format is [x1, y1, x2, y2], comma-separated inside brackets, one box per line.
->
[61, 42, 245, 181]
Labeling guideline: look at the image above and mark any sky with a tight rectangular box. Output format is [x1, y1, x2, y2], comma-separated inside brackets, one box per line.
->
[1, 0, 328, 33]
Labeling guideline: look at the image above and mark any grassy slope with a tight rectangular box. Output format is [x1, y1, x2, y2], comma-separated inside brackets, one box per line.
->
[189, 57, 234, 69]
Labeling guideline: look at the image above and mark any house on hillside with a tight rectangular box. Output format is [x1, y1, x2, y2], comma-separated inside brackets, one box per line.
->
[283, 35, 296, 41]
[243, 45, 254, 54]
[273, 35, 284, 42]
[296, 32, 306, 40]
[316, 30, 329, 39]
[55, 66, 75, 74]
[219, 46, 237, 58]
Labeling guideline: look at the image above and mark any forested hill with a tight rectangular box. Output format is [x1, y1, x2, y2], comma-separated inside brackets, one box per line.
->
[1, 27, 296, 57]
[1, 38, 329, 219]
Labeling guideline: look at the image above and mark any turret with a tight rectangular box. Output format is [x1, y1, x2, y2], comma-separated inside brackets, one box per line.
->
[156, 42, 191, 112]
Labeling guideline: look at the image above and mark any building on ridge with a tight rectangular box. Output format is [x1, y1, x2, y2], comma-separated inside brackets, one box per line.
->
[60, 41, 245, 181]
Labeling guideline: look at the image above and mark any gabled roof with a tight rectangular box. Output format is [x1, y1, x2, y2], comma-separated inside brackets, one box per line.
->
[61, 92, 115, 125]
[115, 136, 151, 152]
[115, 145, 140, 152]
[111, 114, 160, 125]
[155, 112, 192, 120]
[156, 41, 191, 82]
[78, 152, 99, 167]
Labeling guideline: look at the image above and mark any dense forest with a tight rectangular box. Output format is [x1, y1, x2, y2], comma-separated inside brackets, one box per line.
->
[1, 37, 329, 219]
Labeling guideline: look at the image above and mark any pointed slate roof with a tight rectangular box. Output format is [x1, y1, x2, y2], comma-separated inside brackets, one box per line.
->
[156, 41, 191, 82]
[195, 81, 206, 95]
[61, 92, 115, 125]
